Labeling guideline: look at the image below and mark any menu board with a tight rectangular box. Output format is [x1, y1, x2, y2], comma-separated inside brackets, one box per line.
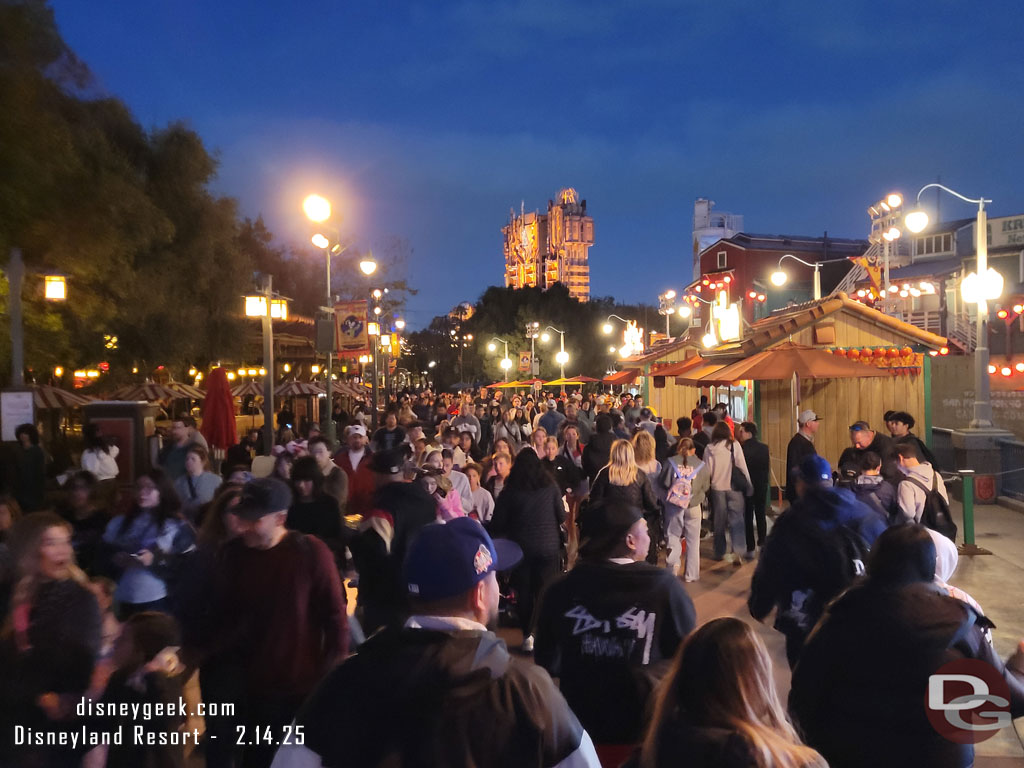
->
[1, 390, 35, 442]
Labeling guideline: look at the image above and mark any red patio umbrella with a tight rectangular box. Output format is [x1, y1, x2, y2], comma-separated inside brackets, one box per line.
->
[200, 367, 237, 453]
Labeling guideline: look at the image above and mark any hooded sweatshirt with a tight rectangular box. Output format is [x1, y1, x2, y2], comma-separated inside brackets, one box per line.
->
[270, 620, 600, 767]
[896, 462, 948, 524]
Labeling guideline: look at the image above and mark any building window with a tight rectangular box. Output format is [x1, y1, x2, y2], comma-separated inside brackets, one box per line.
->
[717, 251, 727, 269]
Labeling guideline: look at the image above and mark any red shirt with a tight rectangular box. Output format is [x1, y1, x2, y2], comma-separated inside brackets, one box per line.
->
[218, 532, 348, 696]
[335, 449, 376, 516]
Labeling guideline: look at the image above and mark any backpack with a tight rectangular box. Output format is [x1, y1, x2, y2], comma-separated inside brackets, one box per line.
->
[901, 473, 957, 541]
[667, 459, 701, 509]
[830, 522, 869, 581]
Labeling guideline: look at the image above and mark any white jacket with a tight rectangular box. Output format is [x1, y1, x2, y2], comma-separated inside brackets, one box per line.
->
[897, 462, 948, 524]
[81, 446, 119, 481]
[704, 439, 751, 493]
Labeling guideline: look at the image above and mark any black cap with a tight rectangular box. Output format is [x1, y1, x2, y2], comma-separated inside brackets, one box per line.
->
[236, 477, 293, 520]
[579, 501, 643, 546]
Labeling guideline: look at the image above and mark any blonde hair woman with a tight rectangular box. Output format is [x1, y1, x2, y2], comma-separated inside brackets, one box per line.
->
[588, 440, 660, 563]
[638, 618, 826, 768]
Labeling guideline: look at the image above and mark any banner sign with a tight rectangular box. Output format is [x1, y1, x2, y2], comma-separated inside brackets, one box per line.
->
[519, 351, 532, 372]
[334, 301, 370, 357]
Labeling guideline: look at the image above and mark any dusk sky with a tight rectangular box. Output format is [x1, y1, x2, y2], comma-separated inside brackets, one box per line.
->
[50, 0, 1024, 328]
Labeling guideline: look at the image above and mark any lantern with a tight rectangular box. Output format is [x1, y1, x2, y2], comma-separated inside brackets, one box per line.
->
[848, 348, 860, 360]
[824, 348, 833, 354]
[887, 348, 900, 359]
[835, 348, 847, 358]
[901, 346, 913, 357]
[873, 348, 886, 359]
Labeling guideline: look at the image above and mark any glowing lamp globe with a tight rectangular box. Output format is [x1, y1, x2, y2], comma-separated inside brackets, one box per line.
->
[770, 270, 787, 287]
[904, 209, 929, 234]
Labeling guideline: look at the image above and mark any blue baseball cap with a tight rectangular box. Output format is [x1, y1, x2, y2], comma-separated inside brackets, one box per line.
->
[405, 518, 523, 602]
[798, 454, 833, 485]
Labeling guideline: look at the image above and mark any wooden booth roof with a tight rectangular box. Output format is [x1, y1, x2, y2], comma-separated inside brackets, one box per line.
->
[704, 292, 947, 360]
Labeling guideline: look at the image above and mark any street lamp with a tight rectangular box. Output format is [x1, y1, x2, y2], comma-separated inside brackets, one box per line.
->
[5, 250, 68, 388]
[488, 337, 512, 381]
[539, 326, 568, 380]
[658, 290, 680, 336]
[904, 183, 999, 429]
[303, 194, 331, 223]
[602, 313, 631, 335]
[359, 259, 377, 276]
[770, 254, 821, 300]
[245, 276, 285, 454]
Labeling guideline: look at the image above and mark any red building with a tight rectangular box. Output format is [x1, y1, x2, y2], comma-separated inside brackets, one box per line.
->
[688, 232, 868, 324]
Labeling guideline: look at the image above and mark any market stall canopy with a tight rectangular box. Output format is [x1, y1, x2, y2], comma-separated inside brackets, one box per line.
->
[518, 378, 545, 386]
[166, 380, 205, 400]
[691, 342, 892, 385]
[230, 380, 264, 398]
[653, 356, 705, 378]
[603, 368, 641, 386]
[110, 383, 191, 401]
[563, 375, 600, 383]
[31, 385, 93, 410]
[276, 380, 326, 397]
[673, 362, 731, 386]
[491, 380, 524, 388]
[333, 381, 364, 398]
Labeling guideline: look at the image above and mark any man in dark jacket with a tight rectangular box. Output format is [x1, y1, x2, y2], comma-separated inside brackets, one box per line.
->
[738, 421, 770, 552]
[790, 525, 1024, 768]
[691, 411, 716, 460]
[887, 410, 940, 469]
[838, 420, 899, 484]
[535, 502, 695, 763]
[749, 455, 884, 669]
[784, 410, 819, 503]
[270, 518, 602, 768]
[350, 448, 437, 634]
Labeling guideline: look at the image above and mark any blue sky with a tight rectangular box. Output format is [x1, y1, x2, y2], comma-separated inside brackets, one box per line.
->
[50, 0, 1024, 328]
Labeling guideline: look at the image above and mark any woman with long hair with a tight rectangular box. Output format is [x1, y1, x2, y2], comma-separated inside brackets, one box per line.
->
[633, 430, 666, 562]
[81, 422, 120, 482]
[705, 421, 753, 565]
[659, 438, 710, 581]
[637, 618, 825, 768]
[102, 469, 192, 618]
[0, 512, 101, 766]
[492, 408, 523, 453]
[488, 449, 565, 653]
[589, 439, 661, 564]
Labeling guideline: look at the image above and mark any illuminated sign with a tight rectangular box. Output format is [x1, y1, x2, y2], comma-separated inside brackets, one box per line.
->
[711, 290, 741, 343]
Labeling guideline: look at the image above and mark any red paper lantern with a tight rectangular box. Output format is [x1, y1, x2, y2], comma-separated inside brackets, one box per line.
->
[835, 348, 847, 357]
[901, 346, 913, 357]
[887, 347, 900, 359]
[824, 348, 834, 354]
[873, 348, 886, 358]
[848, 348, 860, 360]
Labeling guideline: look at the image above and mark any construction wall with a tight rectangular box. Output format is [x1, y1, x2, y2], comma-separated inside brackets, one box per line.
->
[931, 354, 1024, 440]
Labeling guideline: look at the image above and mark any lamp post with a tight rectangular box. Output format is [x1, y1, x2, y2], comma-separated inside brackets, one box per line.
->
[658, 290, 687, 337]
[245, 275, 285, 455]
[305, 193, 343, 445]
[540, 326, 568, 380]
[905, 184, 999, 429]
[525, 321, 540, 377]
[6, 249, 68, 387]
[770, 253, 821, 300]
[487, 338, 512, 381]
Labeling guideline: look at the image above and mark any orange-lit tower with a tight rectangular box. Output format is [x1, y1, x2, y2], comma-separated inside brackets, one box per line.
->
[502, 188, 593, 301]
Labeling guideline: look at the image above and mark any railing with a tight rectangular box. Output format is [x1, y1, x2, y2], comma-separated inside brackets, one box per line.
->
[832, 261, 866, 296]
[997, 438, 1024, 500]
[948, 313, 977, 351]
[931, 427, 957, 472]
[893, 309, 943, 335]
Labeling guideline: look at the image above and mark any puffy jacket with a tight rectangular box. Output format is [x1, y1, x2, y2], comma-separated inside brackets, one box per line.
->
[852, 473, 897, 524]
[488, 486, 565, 558]
[588, 469, 660, 518]
[272, 623, 600, 767]
[582, 432, 615, 483]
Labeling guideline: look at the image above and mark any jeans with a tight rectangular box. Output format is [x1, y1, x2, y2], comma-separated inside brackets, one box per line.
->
[711, 490, 747, 559]
[665, 505, 702, 580]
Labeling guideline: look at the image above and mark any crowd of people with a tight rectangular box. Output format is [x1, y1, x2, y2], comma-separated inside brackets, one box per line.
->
[1, 386, 1023, 768]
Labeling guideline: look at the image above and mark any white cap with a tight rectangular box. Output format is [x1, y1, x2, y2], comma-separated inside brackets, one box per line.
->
[346, 424, 368, 437]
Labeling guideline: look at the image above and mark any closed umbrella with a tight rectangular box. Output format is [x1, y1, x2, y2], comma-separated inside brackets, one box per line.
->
[200, 368, 237, 454]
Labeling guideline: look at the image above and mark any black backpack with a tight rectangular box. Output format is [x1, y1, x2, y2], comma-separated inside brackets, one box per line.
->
[900, 473, 957, 541]
[830, 522, 869, 581]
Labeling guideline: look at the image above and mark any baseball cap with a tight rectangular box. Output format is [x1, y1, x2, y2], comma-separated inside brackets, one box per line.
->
[579, 501, 643, 546]
[346, 424, 368, 437]
[797, 454, 833, 485]
[235, 477, 293, 520]
[798, 409, 820, 425]
[405, 518, 523, 602]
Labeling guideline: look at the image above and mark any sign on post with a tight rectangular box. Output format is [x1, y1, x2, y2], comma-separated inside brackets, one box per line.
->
[334, 301, 370, 357]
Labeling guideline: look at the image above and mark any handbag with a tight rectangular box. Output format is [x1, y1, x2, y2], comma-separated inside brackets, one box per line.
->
[730, 444, 753, 496]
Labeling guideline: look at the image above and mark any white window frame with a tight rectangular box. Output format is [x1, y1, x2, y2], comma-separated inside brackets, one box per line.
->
[717, 251, 727, 269]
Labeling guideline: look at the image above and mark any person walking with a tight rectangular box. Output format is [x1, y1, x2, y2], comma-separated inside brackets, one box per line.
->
[582, 414, 615, 484]
[589, 440, 661, 566]
[737, 421, 769, 553]
[488, 449, 566, 654]
[704, 422, 752, 564]
[173, 443, 223, 523]
[658, 438, 709, 582]
[535, 501, 695, 765]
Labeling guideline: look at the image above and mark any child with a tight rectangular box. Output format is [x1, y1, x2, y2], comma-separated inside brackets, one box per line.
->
[463, 463, 495, 524]
[86, 612, 189, 768]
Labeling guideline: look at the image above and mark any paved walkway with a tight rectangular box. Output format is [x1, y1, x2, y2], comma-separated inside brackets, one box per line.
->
[502, 499, 1024, 765]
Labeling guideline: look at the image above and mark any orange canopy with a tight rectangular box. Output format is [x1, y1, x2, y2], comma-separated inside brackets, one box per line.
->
[687, 342, 891, 385]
